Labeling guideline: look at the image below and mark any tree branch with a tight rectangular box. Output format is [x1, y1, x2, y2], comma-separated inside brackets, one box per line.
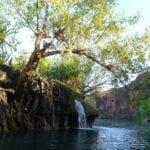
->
[4, 40, 17, 50]
[36, 0, 40, 30]
[39, 48, 116, 72]
[81, 53, 128, 84]
[38, 48, 89, 58]
[83, 82, 106, 94]
[42, 3, 49, 35]
[95, 23, 111, 44]
[16, 9, 36, 34]
[81, 52, 112, 70]
[40, 41, 53, 51]
[38, 47, 128, 85]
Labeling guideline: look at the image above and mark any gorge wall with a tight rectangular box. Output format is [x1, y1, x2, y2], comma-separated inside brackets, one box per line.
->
[95, 72, 150, 119]
[0, 65, 98, 131]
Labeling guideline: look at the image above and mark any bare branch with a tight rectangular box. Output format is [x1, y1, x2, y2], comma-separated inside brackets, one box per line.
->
[36, 0, 40, 30]
[40, 41, 53, 51]
[4, 40, 17, 50]
[39, 47, 117, 73]
[42, 3, 49, 35]
[83, 82, 106, 94]
[54, 28, 69, 48]
[80, 53, 128, 84]
[95, 23, 111, 44]
[43, 34, 54, 38]
[16, 9, 36, 34]
[38, 48, 89, 58]
[81, 53, 109, 69]
[94, 18, 131, 44]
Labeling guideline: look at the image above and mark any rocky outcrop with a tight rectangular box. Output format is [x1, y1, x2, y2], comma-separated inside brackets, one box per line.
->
[0, 65, 97, 131]
[95, 71, 150, 119]
[82, 102, 98, 127]
[0, 88, 9, 131]
[143, 118, 150, 125]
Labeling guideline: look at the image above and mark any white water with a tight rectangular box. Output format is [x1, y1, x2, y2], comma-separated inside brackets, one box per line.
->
[75, 99, 87, 128]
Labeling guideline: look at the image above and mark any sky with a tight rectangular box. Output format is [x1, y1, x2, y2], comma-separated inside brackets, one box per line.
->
[116, 0, 150, 34]
[16, 0, 150, 53]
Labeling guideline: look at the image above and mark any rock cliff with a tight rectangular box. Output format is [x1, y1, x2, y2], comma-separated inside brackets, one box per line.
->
[0, 65, 97, 131]
[95, 71, 150, 119]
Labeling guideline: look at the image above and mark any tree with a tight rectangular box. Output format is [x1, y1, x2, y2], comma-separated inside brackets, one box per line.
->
[0, 0, 149, 131]
[38, 55, 94, 93]
[0, 16, 8, 64]
[2, 0, 149, 90]
[0, 4, 19, 64]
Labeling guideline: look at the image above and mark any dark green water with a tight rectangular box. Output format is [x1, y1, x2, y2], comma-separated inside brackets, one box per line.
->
[0, 119, 149, 150]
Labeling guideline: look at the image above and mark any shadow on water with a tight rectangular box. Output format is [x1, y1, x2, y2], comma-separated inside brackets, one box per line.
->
[0, 129, 98, 150]
[0, 119, 149, 150]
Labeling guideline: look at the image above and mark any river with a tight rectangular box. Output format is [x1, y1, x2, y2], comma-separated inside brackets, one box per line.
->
[0, 119, 149, 150]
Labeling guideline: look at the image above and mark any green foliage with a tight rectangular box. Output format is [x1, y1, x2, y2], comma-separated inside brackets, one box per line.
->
[0, 29, 6, 44]
[0, 17, 8, 64]
[134, 97, 150, 121]
[0, 17, 7, 44]
[85, 95, 96, 106]
[1, 0, 149, 86]
[0, 2, 19, 65]
[39, 55, 93, 91]
[11, 56, 27, 70]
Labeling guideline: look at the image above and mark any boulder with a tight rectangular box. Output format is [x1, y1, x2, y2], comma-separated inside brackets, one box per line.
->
[143, 118, 150, 125]
[82, 101, 99, 127]
[0, 88, 9, 131]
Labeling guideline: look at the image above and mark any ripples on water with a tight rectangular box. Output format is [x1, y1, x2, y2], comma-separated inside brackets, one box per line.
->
[0, 119, 149, 150]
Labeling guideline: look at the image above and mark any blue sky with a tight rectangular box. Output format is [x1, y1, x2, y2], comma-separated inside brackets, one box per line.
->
[16, 0, 150, 52]
[116, 0, 150, 34]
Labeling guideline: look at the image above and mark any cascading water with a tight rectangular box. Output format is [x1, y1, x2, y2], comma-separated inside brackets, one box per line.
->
[75, 99, 87, 128]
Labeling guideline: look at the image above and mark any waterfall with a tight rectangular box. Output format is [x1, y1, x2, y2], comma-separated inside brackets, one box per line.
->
[75, 99, 87, 128]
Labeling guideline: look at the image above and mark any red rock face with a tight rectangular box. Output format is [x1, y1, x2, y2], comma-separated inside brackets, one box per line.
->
[96, 72, 150, 118]
[96, 94, 134, 118]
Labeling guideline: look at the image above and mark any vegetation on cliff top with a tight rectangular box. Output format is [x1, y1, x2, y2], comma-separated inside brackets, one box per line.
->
[94, 71, 150, 121]
[0, 0, 149, 89]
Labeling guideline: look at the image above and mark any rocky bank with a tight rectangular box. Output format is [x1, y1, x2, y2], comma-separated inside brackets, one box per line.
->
[0, 65, 98, 131]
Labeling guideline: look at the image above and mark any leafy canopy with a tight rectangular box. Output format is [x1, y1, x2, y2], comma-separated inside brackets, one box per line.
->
[0, 2, 20, 64]
[38, 55, 93, 92]
[1, 0, 150, 86]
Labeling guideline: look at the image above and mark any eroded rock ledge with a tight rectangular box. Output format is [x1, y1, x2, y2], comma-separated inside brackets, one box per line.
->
[0, 65, 98, 131]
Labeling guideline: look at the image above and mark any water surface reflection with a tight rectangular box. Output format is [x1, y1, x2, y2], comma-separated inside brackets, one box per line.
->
[0, 120, 149, 150]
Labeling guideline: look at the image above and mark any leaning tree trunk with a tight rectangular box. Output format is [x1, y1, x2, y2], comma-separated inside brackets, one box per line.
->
[0, 1, 100, 131]
[10, 32, 81, 130]
[0, 37, 99, 131]
[15, 32, 43, 98]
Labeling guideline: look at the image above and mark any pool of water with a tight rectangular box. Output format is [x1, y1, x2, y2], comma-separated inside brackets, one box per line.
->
[0, 119, 149, 150]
